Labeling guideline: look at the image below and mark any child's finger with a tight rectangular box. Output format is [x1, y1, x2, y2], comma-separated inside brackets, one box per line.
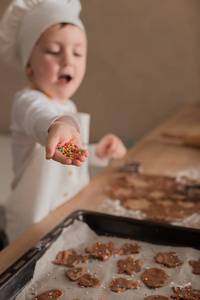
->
[53, 150, 73, 164]
[53, 150, 84, 166]
[46, 133, 60, 159]
[84, 150, 89, 158]
[72, 159, 82, 166]
[74, 155, 86, 162]
[64, 151, 87, 165]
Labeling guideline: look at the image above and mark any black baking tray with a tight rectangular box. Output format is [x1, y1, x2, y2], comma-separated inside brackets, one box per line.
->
[0, 210, 200, 299]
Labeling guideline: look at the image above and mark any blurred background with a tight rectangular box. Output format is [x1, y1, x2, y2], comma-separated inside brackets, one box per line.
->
[0, 0, 200, 204]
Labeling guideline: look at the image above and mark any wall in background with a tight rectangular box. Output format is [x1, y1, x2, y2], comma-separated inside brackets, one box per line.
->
[0, 0, 200, 145]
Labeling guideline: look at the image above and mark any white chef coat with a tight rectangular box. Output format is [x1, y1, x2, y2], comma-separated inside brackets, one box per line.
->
[5, 87, 108, 243]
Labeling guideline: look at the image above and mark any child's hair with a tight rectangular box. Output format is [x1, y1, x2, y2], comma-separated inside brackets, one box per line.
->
[60, 23, 69, 28]
[0, 0, 85, 70]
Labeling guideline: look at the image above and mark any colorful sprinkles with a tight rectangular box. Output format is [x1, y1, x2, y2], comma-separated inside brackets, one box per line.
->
[56, 139, 87, 159]
[29, 235, 199, 300]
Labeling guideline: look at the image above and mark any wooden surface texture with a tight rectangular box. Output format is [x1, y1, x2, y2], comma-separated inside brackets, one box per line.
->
[1, 104, 200, 274]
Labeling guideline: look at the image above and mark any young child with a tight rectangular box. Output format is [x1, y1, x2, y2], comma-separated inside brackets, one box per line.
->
[0, 0, 127, 243]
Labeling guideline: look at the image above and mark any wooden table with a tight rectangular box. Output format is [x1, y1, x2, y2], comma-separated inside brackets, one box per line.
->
[1, 104, 200, 275]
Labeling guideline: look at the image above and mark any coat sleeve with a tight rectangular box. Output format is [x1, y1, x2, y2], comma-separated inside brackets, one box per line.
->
[11, 89, 80, 146]
[88, 143, 110, 167]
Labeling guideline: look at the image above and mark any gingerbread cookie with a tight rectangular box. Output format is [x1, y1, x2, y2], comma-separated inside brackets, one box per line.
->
[141, 268, 168, 288]
[144, 296, 169, 300]
[109, 277, 139, 292]
[53, 249, 86, 267]
[118, 257, 142, 275]
[156, 251, 183, 267]
[79, 274, 101, 287]
[65, 267, 84, 281]
[121, 242, 141, 254]
[171, 285, 200, 299]
[189, 259, 200, 274]
[85, 241, 116, 260]
[32, 289, 63, 299]
[105, 172, 200, 224]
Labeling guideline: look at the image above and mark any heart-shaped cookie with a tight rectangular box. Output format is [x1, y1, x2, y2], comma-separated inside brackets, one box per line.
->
[65, 267, 84, 281]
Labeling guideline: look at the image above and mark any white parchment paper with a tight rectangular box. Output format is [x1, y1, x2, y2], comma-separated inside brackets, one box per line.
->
[16, 220, 200, 300]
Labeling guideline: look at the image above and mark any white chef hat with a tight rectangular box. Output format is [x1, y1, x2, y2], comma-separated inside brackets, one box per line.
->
[0, 0, 85, 70]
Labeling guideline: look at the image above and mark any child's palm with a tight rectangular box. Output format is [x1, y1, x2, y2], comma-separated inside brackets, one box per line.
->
[46, 121, 88, 166]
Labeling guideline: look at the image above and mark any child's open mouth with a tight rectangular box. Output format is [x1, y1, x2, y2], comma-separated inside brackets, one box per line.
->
[58, 75, 72, 84]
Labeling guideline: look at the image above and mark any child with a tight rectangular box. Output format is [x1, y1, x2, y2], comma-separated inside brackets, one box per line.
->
[0, 0, 127, 243]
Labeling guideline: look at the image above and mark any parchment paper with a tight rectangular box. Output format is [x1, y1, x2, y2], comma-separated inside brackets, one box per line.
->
[16, 220, 200, 300]
[98, 198, 200, 229]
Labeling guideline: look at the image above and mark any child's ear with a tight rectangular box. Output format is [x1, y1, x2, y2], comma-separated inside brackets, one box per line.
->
[26, 63, 33, 76]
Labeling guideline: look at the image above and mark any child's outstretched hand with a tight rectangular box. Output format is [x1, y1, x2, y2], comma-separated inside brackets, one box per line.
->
[96, 134, 127, 160]
[46, 121, 89, 166]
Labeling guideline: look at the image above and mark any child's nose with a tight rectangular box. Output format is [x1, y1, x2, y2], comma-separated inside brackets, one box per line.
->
[61, 52, 72, 66]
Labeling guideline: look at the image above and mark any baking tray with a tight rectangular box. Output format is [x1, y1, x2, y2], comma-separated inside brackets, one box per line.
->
[0, 210, 200, 299]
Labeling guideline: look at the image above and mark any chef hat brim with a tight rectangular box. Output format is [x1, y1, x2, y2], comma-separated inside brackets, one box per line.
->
[0, 0, 85, 70]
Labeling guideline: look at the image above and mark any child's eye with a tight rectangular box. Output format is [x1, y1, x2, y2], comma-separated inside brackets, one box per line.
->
[74, 52, 83, 57]
[46, 50, 60, 55]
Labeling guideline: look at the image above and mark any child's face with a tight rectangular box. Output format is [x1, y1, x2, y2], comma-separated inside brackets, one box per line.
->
[26, 24, 87, 102]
